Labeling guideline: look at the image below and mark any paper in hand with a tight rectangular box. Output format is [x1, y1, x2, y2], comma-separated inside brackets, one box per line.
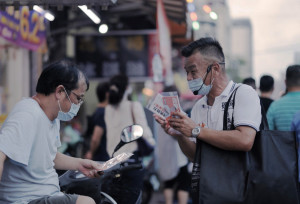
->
[97, 152, 133, 174]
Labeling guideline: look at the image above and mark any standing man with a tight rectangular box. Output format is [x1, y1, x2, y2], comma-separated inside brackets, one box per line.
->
[0, 60, 102, 204]
[154, 37, 261, 202]
[267, 65, 300, 130]
[259, 75, 274, 112]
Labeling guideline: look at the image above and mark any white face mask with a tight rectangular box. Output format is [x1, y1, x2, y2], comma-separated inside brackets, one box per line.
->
[57, 87, 81, 121]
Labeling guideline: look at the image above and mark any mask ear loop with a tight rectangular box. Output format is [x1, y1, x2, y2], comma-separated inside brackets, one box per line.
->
[62, 86, 73, 104]
[57, 100, 62, 111]
[194, 64, 213, 94]
[209, 65, 214, 85]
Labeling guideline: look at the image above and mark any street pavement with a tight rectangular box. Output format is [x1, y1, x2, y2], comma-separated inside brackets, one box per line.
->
[148, 191, 165, 204]
[148, 190, 193, 204]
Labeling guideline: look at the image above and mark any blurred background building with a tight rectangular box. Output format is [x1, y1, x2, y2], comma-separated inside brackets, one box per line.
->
[0, 0, 255, 127]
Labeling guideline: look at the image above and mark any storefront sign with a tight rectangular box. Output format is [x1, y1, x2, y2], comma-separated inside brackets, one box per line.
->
[0, 6, 46, 50]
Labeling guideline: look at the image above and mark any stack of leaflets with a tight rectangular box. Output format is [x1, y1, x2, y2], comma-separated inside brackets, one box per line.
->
[147, 91, 184, 125]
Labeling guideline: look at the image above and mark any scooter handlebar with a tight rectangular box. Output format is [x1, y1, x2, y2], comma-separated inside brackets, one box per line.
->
[119, 163, 143, 172]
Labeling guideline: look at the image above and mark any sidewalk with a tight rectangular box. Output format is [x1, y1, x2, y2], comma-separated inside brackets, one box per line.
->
[147, 190, 193, 204]
[148, 191, 165, 204]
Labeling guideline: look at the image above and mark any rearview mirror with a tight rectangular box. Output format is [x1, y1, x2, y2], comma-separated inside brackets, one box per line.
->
[121, 125, 143, 143]
[112, 125, 144, 157]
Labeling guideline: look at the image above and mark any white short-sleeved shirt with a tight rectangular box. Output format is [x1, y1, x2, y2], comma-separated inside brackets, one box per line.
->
[0, 98, 62, 204]
[190, 81, 261, 142]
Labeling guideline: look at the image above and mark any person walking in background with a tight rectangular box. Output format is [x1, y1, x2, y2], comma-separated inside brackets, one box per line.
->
[156, 85, 190, 204]
[242, 77, 256, 90]
[105, 74, 155, 156]
[259, 75, 274, 112]
[85, 82, 110, 161]
[0, 60, 101, 204]
[267, 65, 300, 130]
[103, 74, 155, 204]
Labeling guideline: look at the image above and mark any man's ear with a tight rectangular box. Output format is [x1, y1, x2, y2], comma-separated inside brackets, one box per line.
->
[212, 63, 221, 76]
[55, 85, 64, 100]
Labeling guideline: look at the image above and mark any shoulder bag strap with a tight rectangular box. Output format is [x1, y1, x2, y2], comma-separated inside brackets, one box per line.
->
[223, 86, 240, 130]
[259, 101, 269, 130]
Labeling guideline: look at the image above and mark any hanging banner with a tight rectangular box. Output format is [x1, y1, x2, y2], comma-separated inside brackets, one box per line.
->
[157, 0, 173, 85]
[0, 6, 47, 51]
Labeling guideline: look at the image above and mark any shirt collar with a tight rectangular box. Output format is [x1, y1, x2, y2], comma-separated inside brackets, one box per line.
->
[197, 80, 236, 107]
[220, 80, 236, 97]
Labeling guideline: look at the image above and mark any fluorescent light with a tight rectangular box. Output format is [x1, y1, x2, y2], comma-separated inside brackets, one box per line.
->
[44, 12, 55, 21]
[33, 5, 55, 21]
[78, 5, 101, 24]
[99, 24, 108, 34]
[33, 5, 43, 13]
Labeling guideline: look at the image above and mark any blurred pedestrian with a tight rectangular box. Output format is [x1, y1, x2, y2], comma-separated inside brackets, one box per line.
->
[85, 82, 110, 161]
[103, 74, 155, 204]
[291, 110, 300, 185]
[267, 65, 300, 130]
[105, 74, 155, 156]
[259, 75, 274, 112]
[242, 77, 256, 90]
[156, 85, 190, 204]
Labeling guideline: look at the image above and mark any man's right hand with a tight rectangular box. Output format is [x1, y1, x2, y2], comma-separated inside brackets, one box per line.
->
[153, 114, 181, 138]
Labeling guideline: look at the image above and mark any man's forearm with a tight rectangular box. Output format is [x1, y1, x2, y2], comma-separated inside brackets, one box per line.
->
[198, 126, 256, 151]
[54, 152, 81, 170]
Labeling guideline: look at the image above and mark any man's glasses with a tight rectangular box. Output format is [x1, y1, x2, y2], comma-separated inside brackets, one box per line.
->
[71, 91, 84, 105]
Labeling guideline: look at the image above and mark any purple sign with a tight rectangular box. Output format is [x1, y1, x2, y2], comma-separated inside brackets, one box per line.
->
[0, 6, 47, 51]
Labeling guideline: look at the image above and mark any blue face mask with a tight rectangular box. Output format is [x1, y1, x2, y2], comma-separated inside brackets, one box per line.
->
[57, 88, 81, 121]
[188, 66, 214, 96]
[188, 77, 213, 96]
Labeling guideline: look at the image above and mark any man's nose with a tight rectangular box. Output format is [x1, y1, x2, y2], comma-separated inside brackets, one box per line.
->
[187, 73, 193, 81]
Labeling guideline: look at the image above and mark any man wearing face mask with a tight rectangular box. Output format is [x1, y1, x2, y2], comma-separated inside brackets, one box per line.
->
[0, 60, 102, 204]
[154, 37, 261, 203]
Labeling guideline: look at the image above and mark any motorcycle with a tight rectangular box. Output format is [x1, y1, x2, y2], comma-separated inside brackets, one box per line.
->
[59, 124, 144, 204]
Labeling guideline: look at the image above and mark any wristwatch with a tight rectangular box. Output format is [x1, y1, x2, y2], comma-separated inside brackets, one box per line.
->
[192, 126, 201, 139]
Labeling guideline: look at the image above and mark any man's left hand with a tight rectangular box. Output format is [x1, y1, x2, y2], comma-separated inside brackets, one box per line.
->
[168, 112, 197, 137]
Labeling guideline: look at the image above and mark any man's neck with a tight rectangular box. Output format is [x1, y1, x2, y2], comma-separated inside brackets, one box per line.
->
[287, 86, 300, 92]
[207, 77, 229, 106]
[98, 100, 108, 108]
[33, 94, 56, 121]
[260, 91, 272, 98]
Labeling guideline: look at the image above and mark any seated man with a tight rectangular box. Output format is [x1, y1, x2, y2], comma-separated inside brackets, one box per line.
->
[0, 60, 102, 204]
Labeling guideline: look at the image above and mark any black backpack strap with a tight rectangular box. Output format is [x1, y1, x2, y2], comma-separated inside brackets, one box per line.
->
[223, 86, 241, 130]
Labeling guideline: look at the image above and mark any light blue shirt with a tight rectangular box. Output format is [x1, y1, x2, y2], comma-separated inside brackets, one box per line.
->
[267, 92, 300, 130]
[0, 98, 62, 203]
[291, 110, 300, 182]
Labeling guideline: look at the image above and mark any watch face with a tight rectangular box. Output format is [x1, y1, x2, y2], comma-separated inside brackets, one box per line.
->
[193, 127, 200, 134]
